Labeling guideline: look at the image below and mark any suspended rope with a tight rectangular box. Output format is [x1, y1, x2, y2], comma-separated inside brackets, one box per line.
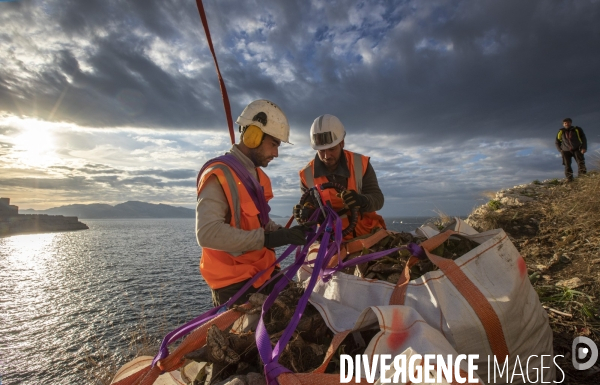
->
[195, 0, 235, 145]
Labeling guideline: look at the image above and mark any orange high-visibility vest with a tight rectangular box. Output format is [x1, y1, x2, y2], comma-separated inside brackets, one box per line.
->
[299, 150, 386, 239]
[197, 162, 275, 289]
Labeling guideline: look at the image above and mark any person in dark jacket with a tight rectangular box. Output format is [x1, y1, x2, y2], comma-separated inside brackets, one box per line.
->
[555, 118, 587, 182]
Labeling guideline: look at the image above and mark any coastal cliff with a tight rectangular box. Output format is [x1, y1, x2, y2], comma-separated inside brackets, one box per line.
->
[0, 197, 88, 237]
[465, 172, 599, 383]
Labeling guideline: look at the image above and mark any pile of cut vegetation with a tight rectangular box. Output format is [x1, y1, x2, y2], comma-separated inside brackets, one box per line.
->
[466, 172, 600, 383]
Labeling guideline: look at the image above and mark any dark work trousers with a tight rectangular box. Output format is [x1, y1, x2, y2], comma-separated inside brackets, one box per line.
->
[562, 150, 587, 180]
[211, 267, 281, 307]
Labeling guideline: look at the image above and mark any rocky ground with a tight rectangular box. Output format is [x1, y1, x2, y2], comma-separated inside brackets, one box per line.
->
[466, 172, 600, 384]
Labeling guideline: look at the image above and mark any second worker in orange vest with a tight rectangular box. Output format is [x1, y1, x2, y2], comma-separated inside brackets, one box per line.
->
[297, 114, 386, 239]
[197, 100, 310, 307]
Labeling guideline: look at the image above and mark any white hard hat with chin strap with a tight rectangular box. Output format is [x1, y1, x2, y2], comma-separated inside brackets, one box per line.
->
[235, 99, 291, 144]
[310, 114, 346, 150]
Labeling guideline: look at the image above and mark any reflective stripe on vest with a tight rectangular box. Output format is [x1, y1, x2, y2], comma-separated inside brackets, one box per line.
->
[299, 150, 386, 239]
[301, 151, 365, 193]
[197, 162, 276, 289]
[303, 167, 315, 191]
[352, 152, 363, 193]
[576, 128, 582, 143]
[202, 164, 242, 229]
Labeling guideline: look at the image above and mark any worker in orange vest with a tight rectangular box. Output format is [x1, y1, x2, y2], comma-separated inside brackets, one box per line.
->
[297, 114, 386, 239]
[196, 100, 309, 306]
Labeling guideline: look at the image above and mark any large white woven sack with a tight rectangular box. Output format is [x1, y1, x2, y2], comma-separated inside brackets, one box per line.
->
[350, 305, 484, 384]
[305, 220, 555, 384]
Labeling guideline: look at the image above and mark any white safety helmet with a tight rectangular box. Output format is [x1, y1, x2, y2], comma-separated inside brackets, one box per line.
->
[310, 114, 346, 150]
[235, 99, 291, 144]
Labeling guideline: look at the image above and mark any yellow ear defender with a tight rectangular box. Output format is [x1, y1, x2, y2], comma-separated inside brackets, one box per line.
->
[242, 125, 264, 149]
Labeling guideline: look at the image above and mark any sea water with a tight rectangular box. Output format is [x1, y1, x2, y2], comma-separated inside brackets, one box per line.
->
[0, 217, 427, 384]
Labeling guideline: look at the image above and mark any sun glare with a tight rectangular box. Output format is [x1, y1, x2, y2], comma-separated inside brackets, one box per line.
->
[11, 121, 59, 168]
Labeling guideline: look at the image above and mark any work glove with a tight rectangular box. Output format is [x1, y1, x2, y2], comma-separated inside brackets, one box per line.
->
[337, 190, 368, 210]
[264, 225, 310, 249]
[293, 203, 316, 223]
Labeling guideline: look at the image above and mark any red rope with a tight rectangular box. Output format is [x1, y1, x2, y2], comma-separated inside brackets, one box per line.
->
[284, 215, 294, 229]
[195, 0, 235, 145]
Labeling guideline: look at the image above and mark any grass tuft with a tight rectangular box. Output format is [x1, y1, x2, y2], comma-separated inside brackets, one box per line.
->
[487, 200, 501, 211]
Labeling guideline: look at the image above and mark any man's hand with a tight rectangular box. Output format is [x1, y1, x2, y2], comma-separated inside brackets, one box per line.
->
[581, 149, 587, 154]
[337, 190, 368, 210]
[293, 203, 316, 223]
[264, 226, 308, 249]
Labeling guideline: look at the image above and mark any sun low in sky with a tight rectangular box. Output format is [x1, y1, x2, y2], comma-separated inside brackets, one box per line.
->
[0, 0, 598, 216]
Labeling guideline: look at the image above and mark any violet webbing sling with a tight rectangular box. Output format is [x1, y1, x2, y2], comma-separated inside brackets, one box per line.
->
[151, 241, 300, 367]
[256, 206, 341, 383]
[255, 205, 427, 384]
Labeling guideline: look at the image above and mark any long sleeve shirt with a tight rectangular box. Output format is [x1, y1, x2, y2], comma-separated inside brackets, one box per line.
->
[196, 145, 280, 256]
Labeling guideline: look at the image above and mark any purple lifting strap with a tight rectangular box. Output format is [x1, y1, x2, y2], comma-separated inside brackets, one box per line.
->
[321, 242, 426, 280]
[151, 240, 302, 368]
[198, 153, 271, 226]
[257, 207, 343, 385]
[257, 209, 428, 384]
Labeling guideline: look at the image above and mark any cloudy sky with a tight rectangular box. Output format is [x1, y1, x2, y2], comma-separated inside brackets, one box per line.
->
[1, 0, 599, 217]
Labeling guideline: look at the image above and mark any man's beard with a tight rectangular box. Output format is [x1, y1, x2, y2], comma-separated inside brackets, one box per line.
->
[250, 150, 272, 168]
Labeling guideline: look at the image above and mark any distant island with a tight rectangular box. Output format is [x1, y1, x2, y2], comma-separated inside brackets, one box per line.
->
[1, 197, 88, 237]
[20, 201, 196, 219]
[20, 201, 286, 219]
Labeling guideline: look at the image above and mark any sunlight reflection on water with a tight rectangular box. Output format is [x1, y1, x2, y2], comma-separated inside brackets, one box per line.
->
[0, 219, 209, 385]
[0, 217, 426, 384]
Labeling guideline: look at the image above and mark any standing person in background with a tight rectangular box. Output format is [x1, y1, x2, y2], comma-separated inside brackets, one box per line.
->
[296, 114, 386, 239]
[196, 100, 309, 307]
[555, 118, 587, 182]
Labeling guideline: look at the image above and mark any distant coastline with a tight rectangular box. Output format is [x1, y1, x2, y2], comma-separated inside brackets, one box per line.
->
[19, 200, 293, 219]
[20, 201, 196, 219]
[1, 197, 88, 237]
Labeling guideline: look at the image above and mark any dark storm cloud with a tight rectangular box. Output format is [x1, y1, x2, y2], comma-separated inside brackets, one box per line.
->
[176, 1, 600, 143]
[90, 174, 193, 189]
[78, 166, 125, 175]
[131, 169, 196, 180]
[72, 165, 196, 180]
[72, 166, 195, 183]
[0, 176, 91, 190]
[0, 0, 223, 129]
[91, 175, 164, 188]
[1, 0, 599, 216]
[2, 0, 599, 144]
[50, 164, 124, 175]
[83, 163, 113, 169]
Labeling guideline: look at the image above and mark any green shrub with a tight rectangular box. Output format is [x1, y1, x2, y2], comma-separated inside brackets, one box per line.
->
[548, 179, 560, 186]
[532, 180, 541, 185]
[487, 200, 502, 211]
